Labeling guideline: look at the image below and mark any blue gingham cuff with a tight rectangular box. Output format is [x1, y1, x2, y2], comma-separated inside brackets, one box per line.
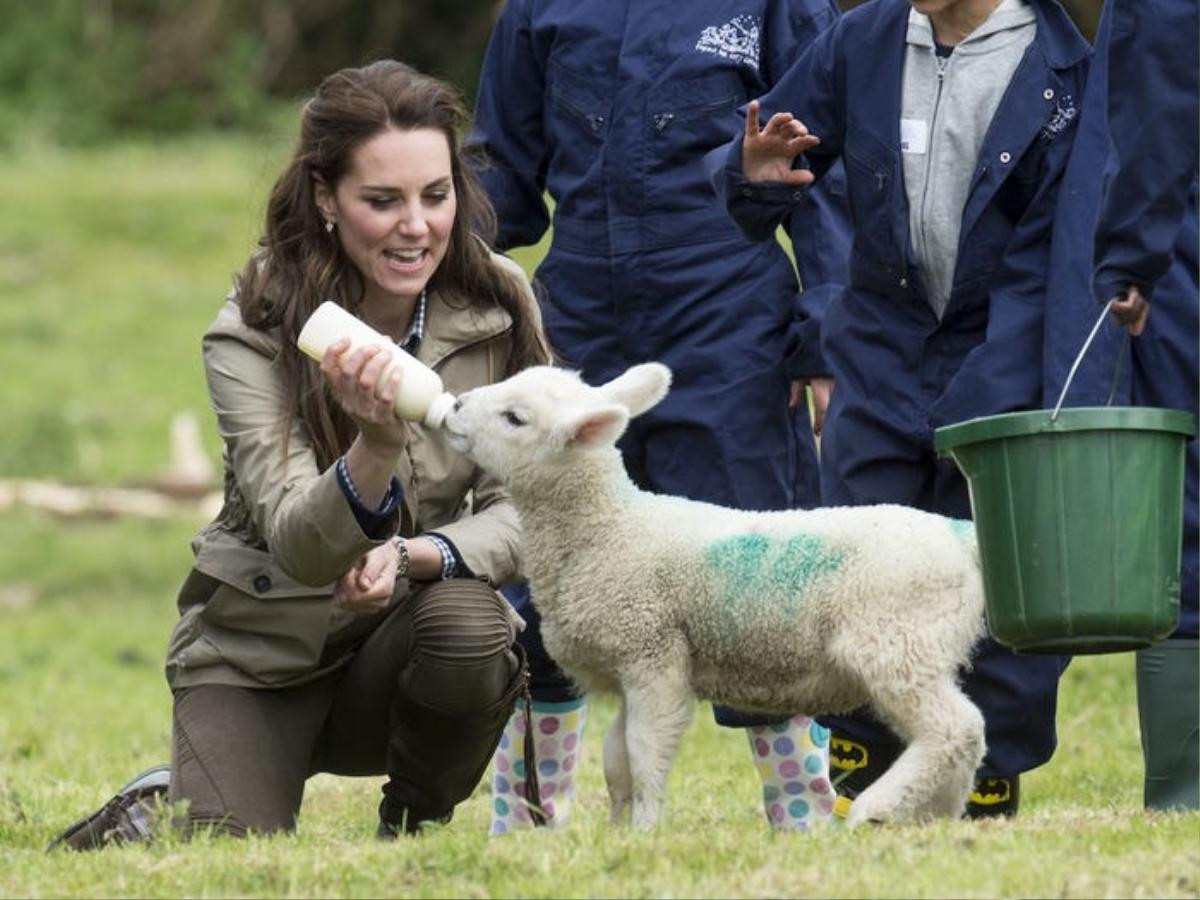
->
[424, 534, 458, 581]
[335, 455, 403, 539]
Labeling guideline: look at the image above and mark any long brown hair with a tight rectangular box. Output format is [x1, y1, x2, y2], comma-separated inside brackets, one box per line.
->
[236, 60, 551, 469]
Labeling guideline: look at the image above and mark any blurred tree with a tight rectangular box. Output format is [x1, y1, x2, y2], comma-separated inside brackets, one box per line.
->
[0, 0, 1102, 144]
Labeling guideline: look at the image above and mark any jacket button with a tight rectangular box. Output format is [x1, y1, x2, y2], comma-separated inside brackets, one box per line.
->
[899, 276, 908, 288]
[999, 151, 1012, 164]
[253, 574, 272, 593]
[1043, 88, 1055, 100]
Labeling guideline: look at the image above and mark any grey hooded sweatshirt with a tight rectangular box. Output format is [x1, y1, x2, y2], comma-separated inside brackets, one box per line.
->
[901, 0, 1037, 318]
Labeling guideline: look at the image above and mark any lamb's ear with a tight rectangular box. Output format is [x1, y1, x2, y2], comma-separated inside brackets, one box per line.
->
[557, 404, 630, 450]
[598, 363, 672, 417]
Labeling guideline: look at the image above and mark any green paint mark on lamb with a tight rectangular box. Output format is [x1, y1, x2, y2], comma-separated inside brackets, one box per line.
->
[949, 518, 975, 539]
[703, 532, 844, 620]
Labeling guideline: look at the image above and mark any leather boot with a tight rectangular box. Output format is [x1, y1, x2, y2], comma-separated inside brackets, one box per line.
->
[379, 645, 530, 836]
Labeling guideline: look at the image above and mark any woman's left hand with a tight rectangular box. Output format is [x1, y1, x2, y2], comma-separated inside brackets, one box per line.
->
[334, 542, 403, 613]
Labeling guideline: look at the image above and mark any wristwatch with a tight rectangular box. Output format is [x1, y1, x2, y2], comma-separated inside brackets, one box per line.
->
[392, 535, 411, 578]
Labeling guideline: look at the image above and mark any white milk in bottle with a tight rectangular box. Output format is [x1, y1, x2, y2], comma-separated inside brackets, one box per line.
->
[296, 301, 457, 428]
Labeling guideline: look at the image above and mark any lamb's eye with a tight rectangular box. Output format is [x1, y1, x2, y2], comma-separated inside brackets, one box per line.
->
[502, 410, 526, 427]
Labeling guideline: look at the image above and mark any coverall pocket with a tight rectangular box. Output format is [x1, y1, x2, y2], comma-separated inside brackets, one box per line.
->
[843, 120, 895, 252]
[547, 60, 610, 140]
[646, 69, 747, 173]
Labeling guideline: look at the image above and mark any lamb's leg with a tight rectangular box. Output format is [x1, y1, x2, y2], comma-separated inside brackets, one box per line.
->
[621, 669, 694, 830]
[920, 689, 986, 820]
[847, 678, 985, 827]
[603, 698, 633, 825]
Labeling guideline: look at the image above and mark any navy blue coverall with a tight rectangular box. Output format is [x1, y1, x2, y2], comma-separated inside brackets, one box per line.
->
[709, 0, 1089, 776]
[468, 0, 852, 725]
[1046, 1, 1198, 641]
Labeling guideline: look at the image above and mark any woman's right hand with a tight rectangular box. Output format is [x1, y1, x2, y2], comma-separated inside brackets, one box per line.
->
[742, 99, 821, 186]
[320, 338, 411, 454]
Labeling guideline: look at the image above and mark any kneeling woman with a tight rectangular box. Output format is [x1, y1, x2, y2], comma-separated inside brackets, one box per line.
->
[57, 60, 551, 844]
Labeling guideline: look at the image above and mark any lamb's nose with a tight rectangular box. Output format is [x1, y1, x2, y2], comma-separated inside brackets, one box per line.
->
[452, 398, 463, 412]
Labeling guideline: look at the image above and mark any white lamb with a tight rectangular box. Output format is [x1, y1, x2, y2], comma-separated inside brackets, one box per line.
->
[444, 362, 987, 829]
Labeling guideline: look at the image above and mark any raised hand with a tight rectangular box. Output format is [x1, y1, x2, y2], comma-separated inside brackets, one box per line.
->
[741, 99, 820, 186]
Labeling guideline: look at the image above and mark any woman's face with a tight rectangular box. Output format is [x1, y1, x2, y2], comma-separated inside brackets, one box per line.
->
[316, 127, 457, 313]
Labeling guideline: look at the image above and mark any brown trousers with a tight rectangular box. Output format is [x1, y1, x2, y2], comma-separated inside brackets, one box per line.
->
[168, 577, 522, 835]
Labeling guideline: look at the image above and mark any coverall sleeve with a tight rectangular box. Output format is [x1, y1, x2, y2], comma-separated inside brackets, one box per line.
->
[706, 19, 847, 244]
[468, 0, 551, 252]
[1093, 0, 1200, 305]
[713, 5, 849, 377]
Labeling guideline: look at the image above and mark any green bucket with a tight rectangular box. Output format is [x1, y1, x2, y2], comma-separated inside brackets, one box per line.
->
[935, 406, 1195, 654]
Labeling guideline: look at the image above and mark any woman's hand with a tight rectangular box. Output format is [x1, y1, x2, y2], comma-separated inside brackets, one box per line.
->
[334, 542, 403, 613]
[320, 338, 411, 454]
[742, 100, 821, 186]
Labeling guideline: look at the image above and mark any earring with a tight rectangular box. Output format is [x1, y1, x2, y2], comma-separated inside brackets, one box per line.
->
[325, 220, 336, 233]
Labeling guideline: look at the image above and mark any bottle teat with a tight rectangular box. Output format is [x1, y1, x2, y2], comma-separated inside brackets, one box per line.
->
[423, 391, 458, 429]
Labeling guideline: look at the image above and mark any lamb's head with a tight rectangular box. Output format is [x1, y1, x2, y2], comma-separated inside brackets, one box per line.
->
[443, 362, 672, 481]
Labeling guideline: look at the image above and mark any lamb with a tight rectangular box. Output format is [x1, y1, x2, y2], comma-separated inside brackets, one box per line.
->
[443, 362, 987, 829]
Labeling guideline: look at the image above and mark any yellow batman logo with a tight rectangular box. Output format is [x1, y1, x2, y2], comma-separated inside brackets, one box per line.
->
[970, 778, 1013, 805]
[830, 736, 869, 771]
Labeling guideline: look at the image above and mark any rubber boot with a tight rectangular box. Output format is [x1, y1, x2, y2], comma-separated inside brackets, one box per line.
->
[746, 715, 836, 830]
[489, 696, 588, 834]
[1136, 637, 1199, 811]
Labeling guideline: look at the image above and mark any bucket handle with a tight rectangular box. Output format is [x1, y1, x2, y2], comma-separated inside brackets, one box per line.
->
[1051, 298, 1126, 421]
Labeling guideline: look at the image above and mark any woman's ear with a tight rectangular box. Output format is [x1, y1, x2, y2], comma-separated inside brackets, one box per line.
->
[312, 175, 337, 224]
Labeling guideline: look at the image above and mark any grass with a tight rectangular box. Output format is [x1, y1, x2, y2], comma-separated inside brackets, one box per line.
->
[0, 135, 1197, 898]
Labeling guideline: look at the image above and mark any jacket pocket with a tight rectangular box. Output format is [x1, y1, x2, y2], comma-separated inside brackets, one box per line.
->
[190, 583, 334, 685]
[187, 540, 338, 684]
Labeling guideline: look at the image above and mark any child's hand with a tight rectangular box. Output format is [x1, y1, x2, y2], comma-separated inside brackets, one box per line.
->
[1108, 285, 1151, 336]
[742, 100, 820, 186]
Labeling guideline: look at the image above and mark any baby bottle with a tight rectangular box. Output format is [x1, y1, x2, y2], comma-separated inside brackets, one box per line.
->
[297, 301, 457, 428]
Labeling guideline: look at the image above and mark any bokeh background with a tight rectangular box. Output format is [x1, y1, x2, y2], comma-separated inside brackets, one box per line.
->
[3, 0, 1102, 147]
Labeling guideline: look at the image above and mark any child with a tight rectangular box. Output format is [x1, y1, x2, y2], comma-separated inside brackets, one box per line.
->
[468, 0, 852, 833]
[709, 0, 1090, 817]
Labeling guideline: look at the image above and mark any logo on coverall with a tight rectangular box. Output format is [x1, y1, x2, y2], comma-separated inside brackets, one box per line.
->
[696, 15, 761, 70]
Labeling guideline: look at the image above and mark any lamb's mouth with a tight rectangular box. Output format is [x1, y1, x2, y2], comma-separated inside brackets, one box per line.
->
[442, 424, 470, 453]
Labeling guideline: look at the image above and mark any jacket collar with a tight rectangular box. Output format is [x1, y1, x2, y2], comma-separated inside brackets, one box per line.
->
[417, 283, 513, 370]
[1027, 0, 1090, 69]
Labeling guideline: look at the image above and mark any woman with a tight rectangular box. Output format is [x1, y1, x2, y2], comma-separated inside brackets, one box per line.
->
[52, 59, 552, 847]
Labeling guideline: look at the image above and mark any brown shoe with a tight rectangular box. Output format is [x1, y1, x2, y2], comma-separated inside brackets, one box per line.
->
[47, 765, 171, 851]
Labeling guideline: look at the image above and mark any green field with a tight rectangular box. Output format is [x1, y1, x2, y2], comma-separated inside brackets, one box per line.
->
[0, 136, 1196, 899]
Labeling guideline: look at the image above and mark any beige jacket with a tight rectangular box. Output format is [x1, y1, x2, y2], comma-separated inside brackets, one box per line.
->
[165, 257, 531, 690]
